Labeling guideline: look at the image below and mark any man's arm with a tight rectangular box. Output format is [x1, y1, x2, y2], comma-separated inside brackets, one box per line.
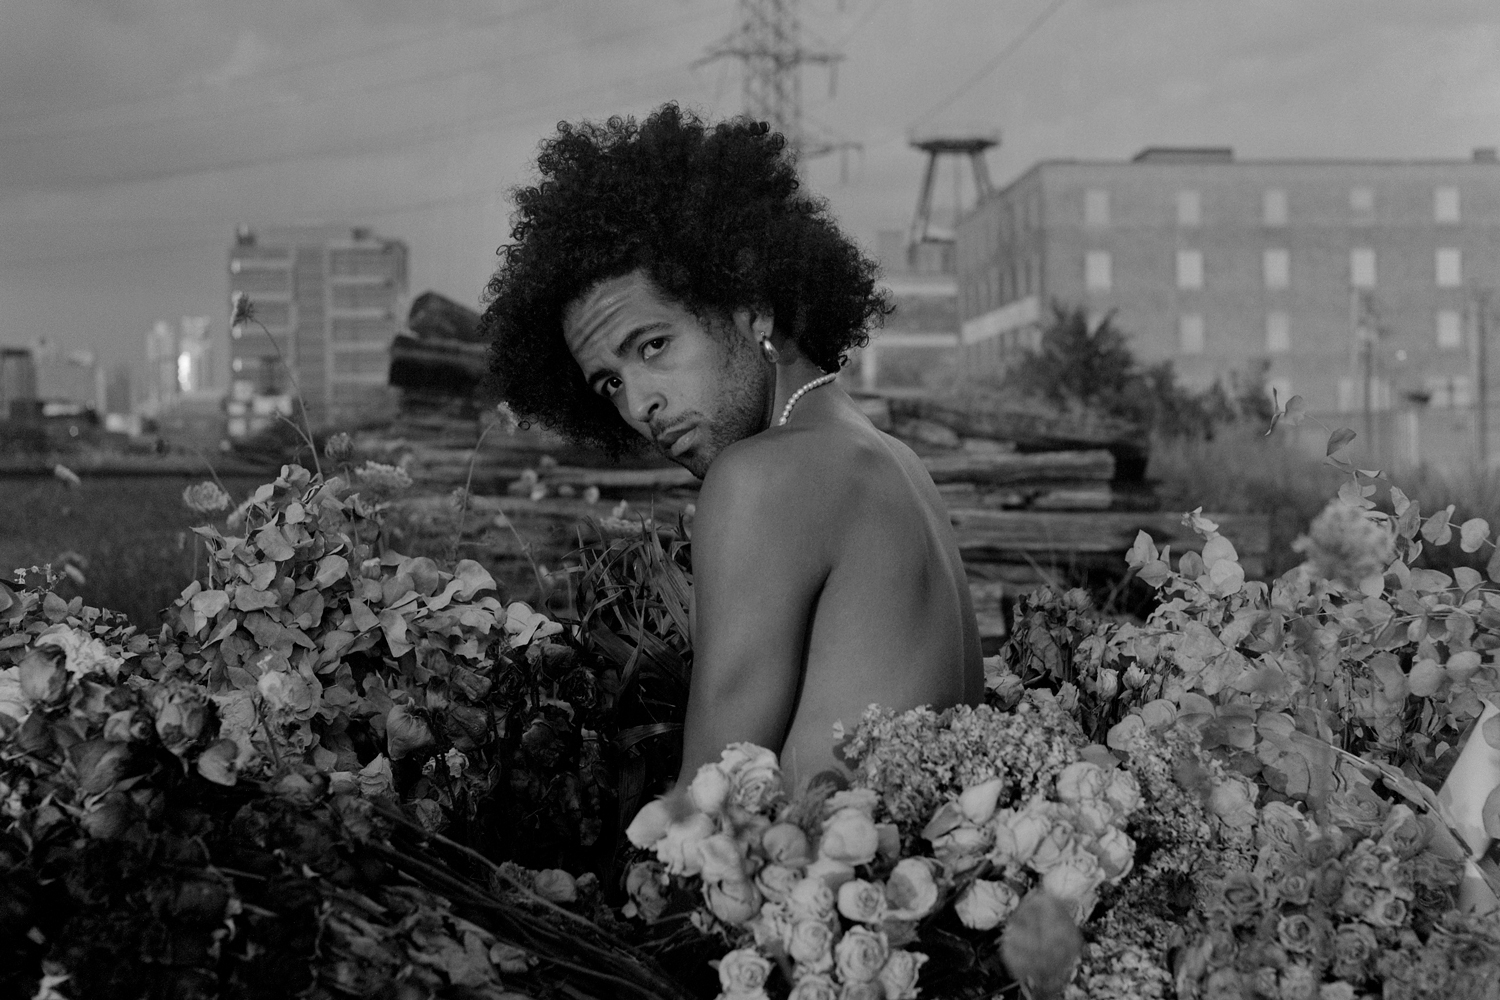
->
[676, 443, 831, 786]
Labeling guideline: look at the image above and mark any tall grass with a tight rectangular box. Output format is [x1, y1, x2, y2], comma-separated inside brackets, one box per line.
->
[1149, 426, 1500, 579]
[0, 475, 268, 628]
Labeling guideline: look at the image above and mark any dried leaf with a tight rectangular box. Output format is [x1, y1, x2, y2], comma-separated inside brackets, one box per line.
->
[1326, 427, 1356, 457]
[1462, 518, 1492, 554]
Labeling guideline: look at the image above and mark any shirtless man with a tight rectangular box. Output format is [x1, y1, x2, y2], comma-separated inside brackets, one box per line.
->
[482, 104, 982, 790]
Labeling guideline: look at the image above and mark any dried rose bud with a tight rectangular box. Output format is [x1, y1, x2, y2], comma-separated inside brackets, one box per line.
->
[323, 432, 354, 462]
[1122, 664, 1149, 690]
[386, 704, 436, 760]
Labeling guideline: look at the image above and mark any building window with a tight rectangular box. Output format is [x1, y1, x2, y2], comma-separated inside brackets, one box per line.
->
[1435, 186, 1461, 223]
[1426, 375, 1474, 408]
[1265, 312, 1290, 353]
[1263, 188, 1287, 226]
[1176, 250, 1204, 290]
[1349, 186, 1375, 221]
[1176, 190, 1201, 227]
[1085, 251, 1112, 292]
[1350, 248, 1376, 289]
[1437, 309, 1464, 350]
[1436, 248, 1462, 288]
[1085, 189, 1110, 227]
[1263, 249, 1290, 289]
[1179, 313, 1205, 354]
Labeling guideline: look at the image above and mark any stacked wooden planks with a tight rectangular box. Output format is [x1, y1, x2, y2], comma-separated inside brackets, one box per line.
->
[376, 389, 1269, 652]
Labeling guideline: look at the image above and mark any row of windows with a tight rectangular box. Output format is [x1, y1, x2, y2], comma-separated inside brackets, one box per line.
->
[1083, 185, 1464, 227]
[1082, 247, 1469, 292]
[1172, 309, 1472, 356]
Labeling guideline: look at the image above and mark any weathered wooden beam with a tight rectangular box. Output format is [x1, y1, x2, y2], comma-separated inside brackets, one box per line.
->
[921, 450, 1114, 486]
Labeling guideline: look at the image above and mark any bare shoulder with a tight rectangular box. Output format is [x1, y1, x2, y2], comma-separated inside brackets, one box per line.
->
[698, 415, 886, 516]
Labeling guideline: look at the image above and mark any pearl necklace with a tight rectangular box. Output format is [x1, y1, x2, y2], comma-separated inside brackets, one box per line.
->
[777, 373, 838, 427]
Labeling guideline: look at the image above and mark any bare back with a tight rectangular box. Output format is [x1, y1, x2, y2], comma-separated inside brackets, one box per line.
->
[684, 388, 983, 789]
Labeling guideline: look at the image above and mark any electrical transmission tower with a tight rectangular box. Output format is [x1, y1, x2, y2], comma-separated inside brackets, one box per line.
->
[699, 0, 858, 167]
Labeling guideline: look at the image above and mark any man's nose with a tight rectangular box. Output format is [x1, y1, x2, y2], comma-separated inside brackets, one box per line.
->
[624, 382, 665, 426]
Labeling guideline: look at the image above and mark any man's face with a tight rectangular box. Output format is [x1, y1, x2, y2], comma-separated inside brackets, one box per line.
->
[562, 270, 773, 478]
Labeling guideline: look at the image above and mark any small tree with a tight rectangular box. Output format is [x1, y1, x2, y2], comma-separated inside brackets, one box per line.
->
[997, 303, 1272, 438]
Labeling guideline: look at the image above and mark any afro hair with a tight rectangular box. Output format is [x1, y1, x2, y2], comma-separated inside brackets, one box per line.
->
[480, 102, 891, 457]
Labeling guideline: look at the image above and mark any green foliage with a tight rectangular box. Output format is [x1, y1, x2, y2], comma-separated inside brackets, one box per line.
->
[993, 303, 1273, 438]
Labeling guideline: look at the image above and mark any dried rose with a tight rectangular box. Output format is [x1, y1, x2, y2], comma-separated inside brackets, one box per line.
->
[715, 947, 772, 996]
[689, 763, 731, 815]
[787, 877, 836, 921]
[1330, 920, 1377, 980]
[787, 974, 838, 1000]
[820, 807, 879, 866]
[884, 857, 940, 920]
[1217, 871, 1266, 926]
[1276, 913, 1323, 954]
[835, 926, 890, 984]
[836, 878, 888, 925]
[624, 861, 669, 923]
[991, 806, 1050, 868]
[955, 879, 1019, 930]
[655, 812, 714, 876]
[763, 822, 813, 866]
[182, 481, 231, 513]
[625, 798, 674, 849]
[704, 878, 761, 926]
[533, 869, 578, 903]
[756, 863, 802, 904]
[698, 833, 746, 885]
[879, 949, 928, 1000]
[385, 704, 436, 760]
[788, 918, 836, 971]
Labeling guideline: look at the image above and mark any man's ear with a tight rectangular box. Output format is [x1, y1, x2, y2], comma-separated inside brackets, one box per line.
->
[731, 305, 776, 344]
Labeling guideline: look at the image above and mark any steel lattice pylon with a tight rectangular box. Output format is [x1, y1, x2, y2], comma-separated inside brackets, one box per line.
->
[700, 0, 850, 165]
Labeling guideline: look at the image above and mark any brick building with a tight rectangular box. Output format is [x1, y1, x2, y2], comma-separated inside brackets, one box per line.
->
[955, 148, 1500, 426]
[227, 224, 407, 435]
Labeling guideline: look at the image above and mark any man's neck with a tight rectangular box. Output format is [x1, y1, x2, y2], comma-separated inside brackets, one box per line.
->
[767, 359, 834, 430]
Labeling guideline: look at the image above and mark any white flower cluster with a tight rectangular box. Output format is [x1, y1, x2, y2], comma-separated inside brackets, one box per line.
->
[626, 744, 929, 1000]
[926, 759, 1142, 926]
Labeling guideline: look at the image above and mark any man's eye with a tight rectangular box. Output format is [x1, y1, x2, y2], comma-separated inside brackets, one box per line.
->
[598, 377, 621, 399]
[641, 337, 667, 361]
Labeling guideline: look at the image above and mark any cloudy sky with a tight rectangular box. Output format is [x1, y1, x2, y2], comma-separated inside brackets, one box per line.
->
[2, 0, 1497, 374]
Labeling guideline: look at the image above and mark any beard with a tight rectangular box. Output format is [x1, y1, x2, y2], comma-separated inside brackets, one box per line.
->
[659, 329, 773, 479]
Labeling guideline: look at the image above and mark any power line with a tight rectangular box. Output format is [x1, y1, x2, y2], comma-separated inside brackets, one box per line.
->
[0, 1, 558, 129]
[912, 0, 1068, 125]
[4, 7, 721, 143]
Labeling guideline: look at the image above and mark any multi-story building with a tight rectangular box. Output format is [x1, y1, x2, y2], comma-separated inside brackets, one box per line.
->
[955, 148, 1500, 430]
[227, 224, 408, 436]
[0, 347, 37, 418]
[848, 230, 960, 392]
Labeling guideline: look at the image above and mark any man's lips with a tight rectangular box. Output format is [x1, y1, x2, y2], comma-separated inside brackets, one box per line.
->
[656, 425, 696, 457]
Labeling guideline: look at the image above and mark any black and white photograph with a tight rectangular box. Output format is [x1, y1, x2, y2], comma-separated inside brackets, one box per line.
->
[4, 3, 1500, 998]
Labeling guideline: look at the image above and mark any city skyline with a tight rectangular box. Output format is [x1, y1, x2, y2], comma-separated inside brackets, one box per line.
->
[2, 0, 1497, 372]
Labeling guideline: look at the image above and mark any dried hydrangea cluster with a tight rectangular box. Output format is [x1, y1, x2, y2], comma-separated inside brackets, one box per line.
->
[836, 693, 1084, 838]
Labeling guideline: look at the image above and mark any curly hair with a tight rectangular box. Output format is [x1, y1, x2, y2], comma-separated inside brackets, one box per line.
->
[480, 102, 891, 456]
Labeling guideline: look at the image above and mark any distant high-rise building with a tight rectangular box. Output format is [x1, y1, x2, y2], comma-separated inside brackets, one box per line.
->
[955, 148, 1500, 422]
[32, 339, 100, 412]
[0, 347, 37, 418]
[227, 224, 407, 435]
[142, 320, 180, 416]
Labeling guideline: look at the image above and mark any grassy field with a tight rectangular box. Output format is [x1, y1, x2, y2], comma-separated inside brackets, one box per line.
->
[0, 474, 270, 628]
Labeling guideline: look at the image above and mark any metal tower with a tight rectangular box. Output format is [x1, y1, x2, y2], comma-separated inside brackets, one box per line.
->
[700, 0, 853, 165]
[906, 131, 1000, 267]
